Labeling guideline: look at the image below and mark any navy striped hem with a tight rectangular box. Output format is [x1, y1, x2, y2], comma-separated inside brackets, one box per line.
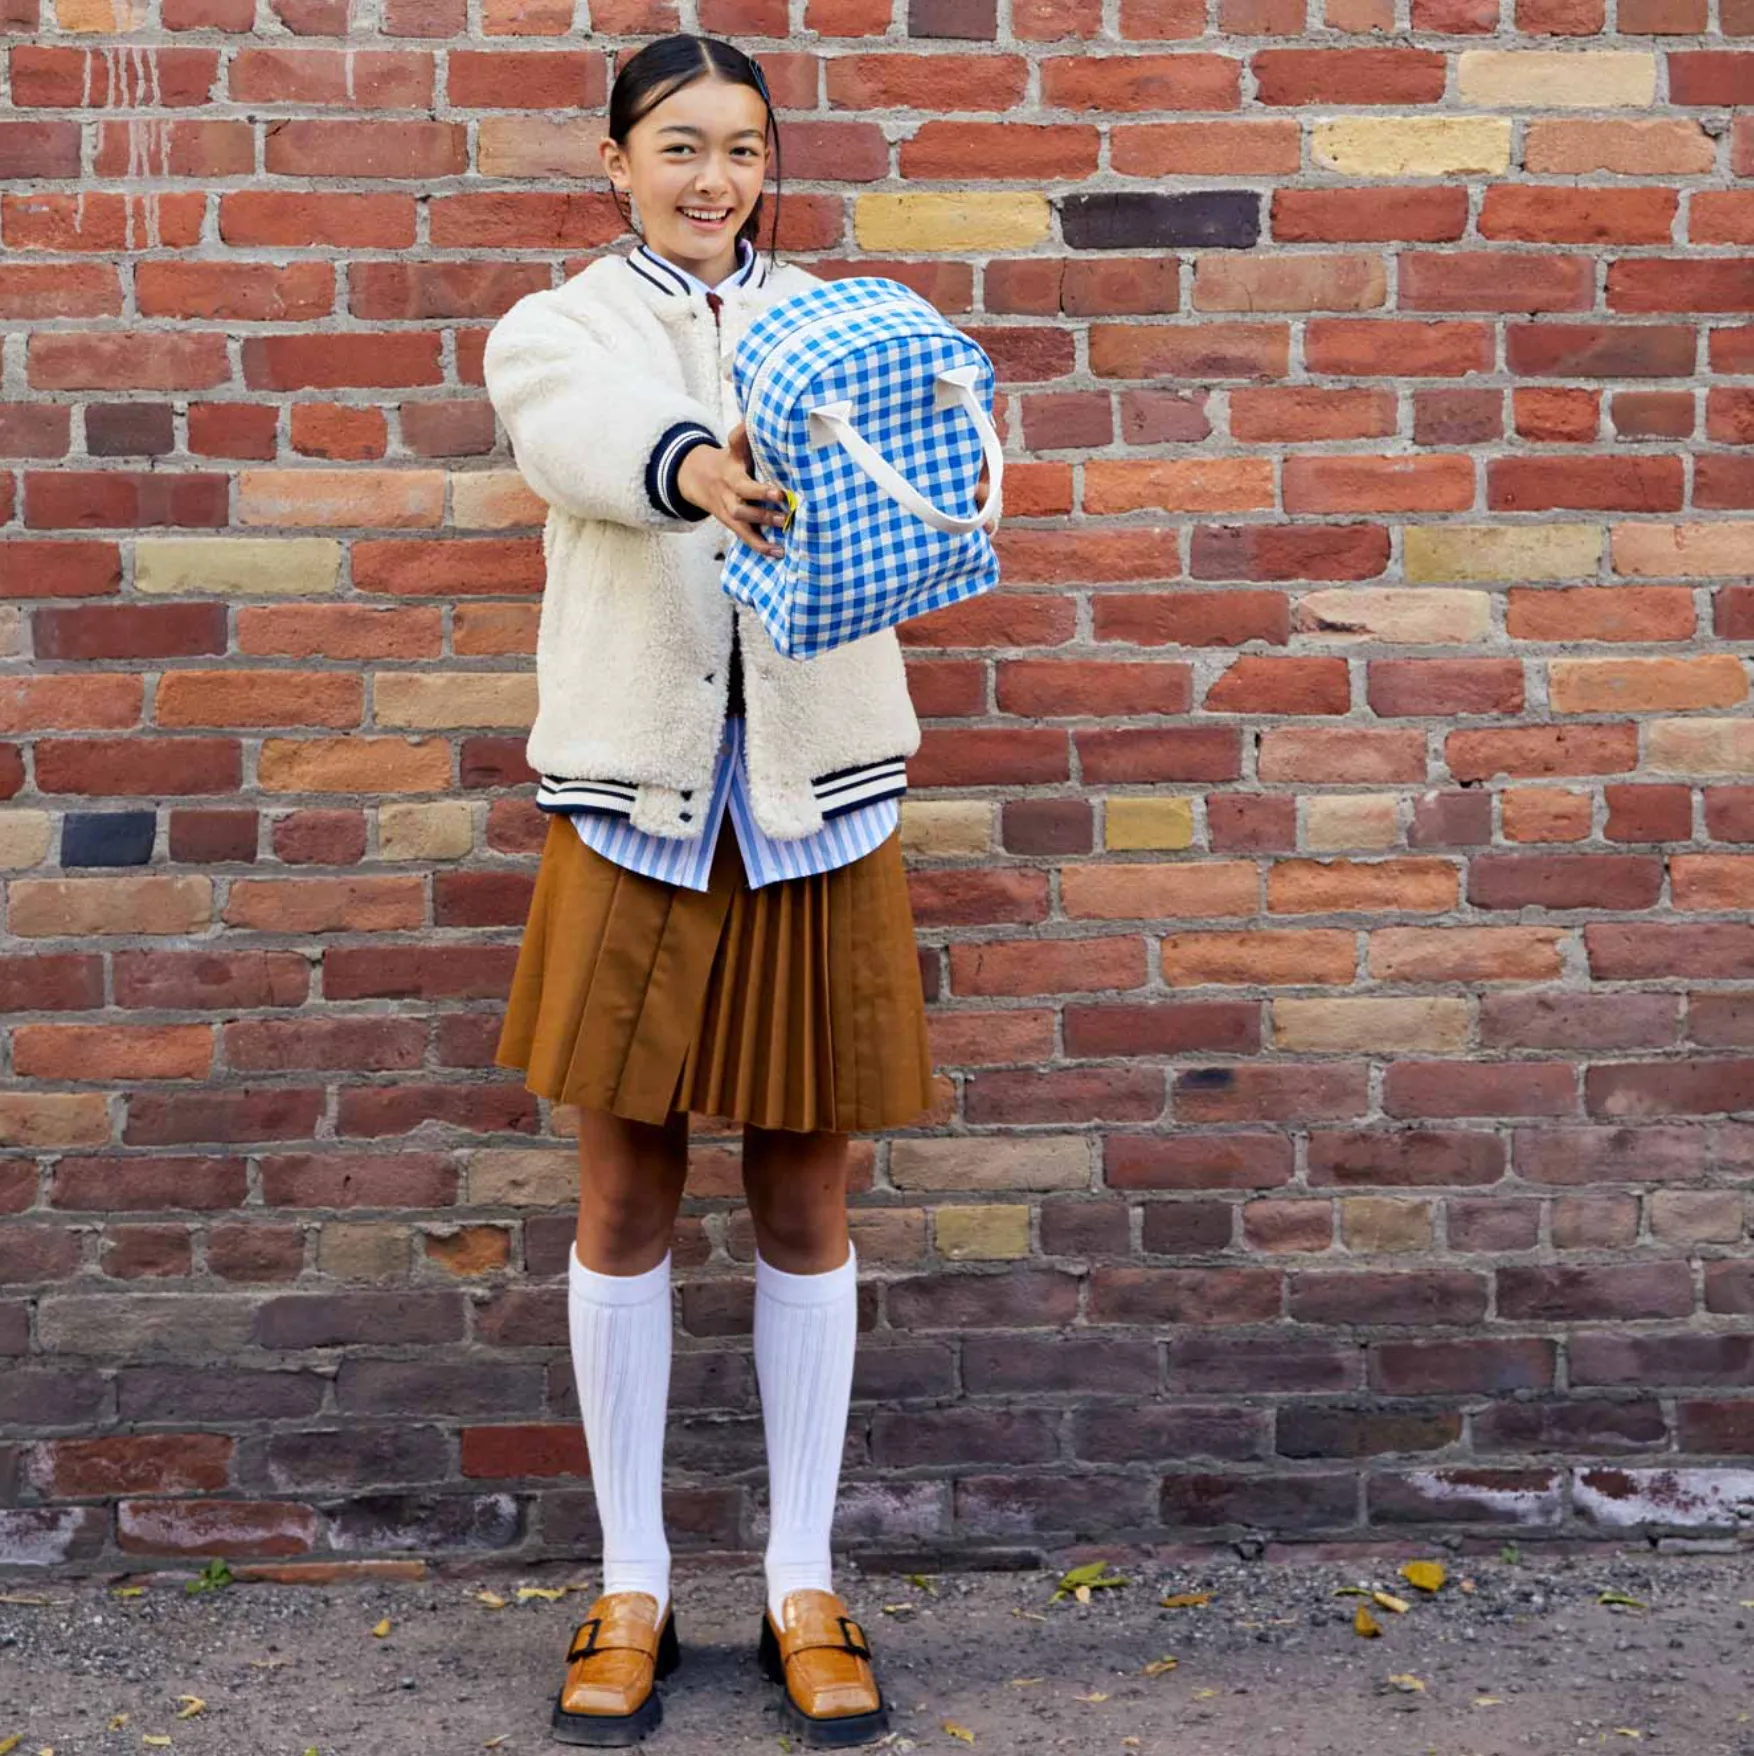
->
[646, 420, 717, 520]
[535, 754, 908, 821]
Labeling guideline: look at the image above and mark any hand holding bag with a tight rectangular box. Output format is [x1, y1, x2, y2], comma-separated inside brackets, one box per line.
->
[721, 276, 1004, 660]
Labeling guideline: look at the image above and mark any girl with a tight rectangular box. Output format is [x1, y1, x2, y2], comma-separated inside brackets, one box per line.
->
[485, 32, 978, 1750]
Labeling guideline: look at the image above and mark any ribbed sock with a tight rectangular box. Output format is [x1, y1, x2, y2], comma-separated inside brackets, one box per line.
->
[753, 1242, 859, 1627]
[568, 1245, 673, 1624]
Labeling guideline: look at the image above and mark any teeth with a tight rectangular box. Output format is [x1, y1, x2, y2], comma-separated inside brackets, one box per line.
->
[683, 208, 730, 220]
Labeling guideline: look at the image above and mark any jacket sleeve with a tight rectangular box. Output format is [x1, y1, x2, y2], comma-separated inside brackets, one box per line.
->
[482, 287, 723, 530]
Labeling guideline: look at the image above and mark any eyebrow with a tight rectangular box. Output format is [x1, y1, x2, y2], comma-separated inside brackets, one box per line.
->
[655, 124, 765, 140]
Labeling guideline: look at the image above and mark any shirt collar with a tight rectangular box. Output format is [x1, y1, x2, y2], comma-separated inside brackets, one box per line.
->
[628, 234, 767, 299]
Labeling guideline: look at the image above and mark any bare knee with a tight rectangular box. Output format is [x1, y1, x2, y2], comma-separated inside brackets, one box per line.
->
[574, 1107, 688, 1273]
[742, 1125, 851, 1272]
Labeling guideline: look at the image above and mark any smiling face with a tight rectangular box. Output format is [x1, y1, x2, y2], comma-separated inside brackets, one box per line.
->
[601, 73, 771, 286]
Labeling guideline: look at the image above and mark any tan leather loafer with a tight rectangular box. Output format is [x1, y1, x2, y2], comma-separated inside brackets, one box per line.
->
[551, 1590, 679, 1747]
[757, 1588, 889, 1748]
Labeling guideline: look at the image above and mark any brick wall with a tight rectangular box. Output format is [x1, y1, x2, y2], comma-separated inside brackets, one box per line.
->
[5, 0, 1754, 1576]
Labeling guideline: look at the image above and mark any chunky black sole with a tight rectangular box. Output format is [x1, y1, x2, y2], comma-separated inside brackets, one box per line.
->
[757, 1615, 891, 1749]
[550, 1611, 681, 1747]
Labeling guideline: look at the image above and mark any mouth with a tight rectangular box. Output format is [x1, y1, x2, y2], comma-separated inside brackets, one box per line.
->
[680, 206, 733, 231]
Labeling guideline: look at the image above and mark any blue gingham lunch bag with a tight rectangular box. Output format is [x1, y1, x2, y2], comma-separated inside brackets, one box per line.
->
[721, 276, 1005, 661]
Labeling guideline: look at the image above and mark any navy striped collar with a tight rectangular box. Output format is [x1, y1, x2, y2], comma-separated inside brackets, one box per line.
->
[627, 235, 768, 299]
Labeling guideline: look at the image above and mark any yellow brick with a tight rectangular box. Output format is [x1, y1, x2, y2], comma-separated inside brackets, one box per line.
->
[0, 1092, 111, 1148]
[1403, 523, 1599, 584]
[466, 1149, 576, 1207]
[889, 1134, 1088, 1192]
[1611, 521, 1754, 578]
[1293, 588, 1490, 644]
[319, 1222, 410, 1281]
[854, 193, 1051, 253]
[1312, 116, 1513, 177]
[238, 470, 444, 530]
[900, 800, 993, 857]
[378, 802, 474, 861]
[1457, 50, 1657, 108]
[1647, 718, 1754, 776]
[0, 810, 54, 869]
[1272, 996, 1471, 1053]
[1105, 796, 1195, 851]
[1340, 1196, 1434, 1253]
[57, 0, 147, 28]
[451, 470, 546, 531]
[135, 538, 341, 598]
[1304, 795, 1399, 853]
[935, 1204, 1031, 1260]
[10, 876, 212, 938]
[0, 607, 22, 658]
[373, 673, 536, 730]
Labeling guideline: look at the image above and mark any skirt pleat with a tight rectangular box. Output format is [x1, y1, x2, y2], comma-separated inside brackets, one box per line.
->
[495, 812, 936, 1134]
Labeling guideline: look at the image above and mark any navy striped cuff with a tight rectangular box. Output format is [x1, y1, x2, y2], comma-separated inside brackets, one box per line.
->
[647, 421, 718, 521]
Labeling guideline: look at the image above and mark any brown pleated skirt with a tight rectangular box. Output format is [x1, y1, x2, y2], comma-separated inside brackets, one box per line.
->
[495, 809, 937, 1134]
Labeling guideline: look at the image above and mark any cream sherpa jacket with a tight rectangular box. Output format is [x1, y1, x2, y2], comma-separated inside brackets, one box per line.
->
[481, 247, 922, 843]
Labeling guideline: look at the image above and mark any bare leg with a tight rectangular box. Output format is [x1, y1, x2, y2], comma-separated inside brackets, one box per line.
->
[740, 1123, 851, 1271]
[574, 1104, 691, 1272]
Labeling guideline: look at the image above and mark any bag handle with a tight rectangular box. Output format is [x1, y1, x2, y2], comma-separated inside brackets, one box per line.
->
[804, 364, 1003, 535]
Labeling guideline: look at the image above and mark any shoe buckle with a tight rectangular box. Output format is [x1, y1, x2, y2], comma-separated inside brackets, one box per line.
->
[567, 1617, 604, 1663]
[836, 1614, 871, 1660]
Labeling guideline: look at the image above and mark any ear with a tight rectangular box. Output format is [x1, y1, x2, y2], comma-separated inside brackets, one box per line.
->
[598, 135, 628, 186]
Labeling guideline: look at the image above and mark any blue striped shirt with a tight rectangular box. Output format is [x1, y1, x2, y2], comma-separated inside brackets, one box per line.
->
[572, 713, 899, 891]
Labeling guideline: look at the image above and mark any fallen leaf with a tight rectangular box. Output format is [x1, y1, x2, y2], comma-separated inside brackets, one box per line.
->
[1474, 1696, 1503, 1708]
[1192, 1688, 1218, 1700]
[1372, 1591, 1410, 1614]
[1600, 1591, 1647, 1611]
[1051, 1562, 1129, 1604]
[174, 1698, 205, 1720]
[1387, 1673, 1425, 1693]
[1073, 1691, 1110, 1704]
[1009, 1677, 1043, 1687]
[37, 1747, 53, 1756]
[1614, 1731, 1643, 1741]
[1459, 1577, 1477, 1594]
[1010, 1608, 1047, 1622]
[1400, 1560, 1446, 1593]
[941, 1722, 974, 1745]
[484, 1739, 508, 1750]
[1354, 1605, 1382, 1638]
[372, 1618, 392, 1638]
[880, 1603, 913, 1615]
[143, 1740, 173, 1749]
[1740, 1599, 1754, 1608]
[905, 1574, 938, 1596]
[0, 1595, 49, 1608]
[475, 1591, 508, 1609]
[517, 1587, 565, 1602]
[109, 1718, 129, 1732]
[1140, 1655, 1178, 1678]
[0, 1737, 18, 1755]
[112, 1588, 146, 1601]
[1122, 1742, 1141, 1750]
[1332, 1586, 1373, 1598]
[1160, 1591, 1211, 1609]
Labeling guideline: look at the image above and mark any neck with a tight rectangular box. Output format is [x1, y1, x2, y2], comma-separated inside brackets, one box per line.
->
[645, 235, 745, 290]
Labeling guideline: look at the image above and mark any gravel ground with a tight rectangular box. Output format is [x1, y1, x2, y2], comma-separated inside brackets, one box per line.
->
[2, 1547, 1751, 1755]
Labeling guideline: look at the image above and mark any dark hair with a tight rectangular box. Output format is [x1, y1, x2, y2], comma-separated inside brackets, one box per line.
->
[606, 34, 782, 273]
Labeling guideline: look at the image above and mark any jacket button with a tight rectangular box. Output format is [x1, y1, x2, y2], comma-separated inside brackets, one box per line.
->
[713, 550, 725, 560]
[679, 810, 692, 823]
[681, 789, 693, 799]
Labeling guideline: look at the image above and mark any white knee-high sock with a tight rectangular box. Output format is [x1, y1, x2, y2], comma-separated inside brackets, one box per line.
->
[568, 1245, 672, 1623]
[753, 1241, 859, 1626]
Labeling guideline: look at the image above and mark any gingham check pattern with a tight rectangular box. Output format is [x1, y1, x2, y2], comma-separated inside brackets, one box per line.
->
[722, 277, 1001, 661]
